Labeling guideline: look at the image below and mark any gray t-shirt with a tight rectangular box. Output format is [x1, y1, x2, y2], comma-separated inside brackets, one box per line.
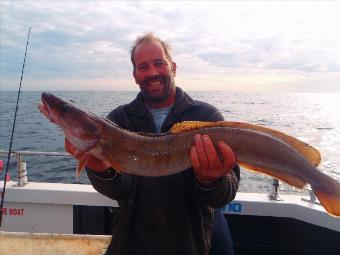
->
[147, 105, 173, 133]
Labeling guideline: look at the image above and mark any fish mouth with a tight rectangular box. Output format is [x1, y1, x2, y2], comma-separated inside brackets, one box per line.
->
[38, 93, 58, 123]
[38, 92, 101, 149]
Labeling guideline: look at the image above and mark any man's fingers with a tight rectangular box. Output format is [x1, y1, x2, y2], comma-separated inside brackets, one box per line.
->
[191, 135, 236, 184]
[218, 142, 236, 172]
[202, 135, 223, 171]
[190, 146, 201, 171]
[194, 134, 210, 171]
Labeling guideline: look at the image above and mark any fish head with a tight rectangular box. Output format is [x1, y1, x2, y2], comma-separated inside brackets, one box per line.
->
[39, 92, 101, 151]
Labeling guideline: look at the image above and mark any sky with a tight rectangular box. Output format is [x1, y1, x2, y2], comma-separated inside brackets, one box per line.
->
[1, 0, 340, 92]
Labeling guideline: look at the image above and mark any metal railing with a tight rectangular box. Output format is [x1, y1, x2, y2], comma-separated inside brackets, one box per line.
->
[0, 149, 320, 205]
[0, 150, 72, 187]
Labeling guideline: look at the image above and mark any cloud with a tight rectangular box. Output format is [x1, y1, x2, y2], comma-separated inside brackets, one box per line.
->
[1, 1, 340, 92]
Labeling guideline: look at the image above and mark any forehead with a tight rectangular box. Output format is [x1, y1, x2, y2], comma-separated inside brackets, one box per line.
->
[134, 41, 168, 64]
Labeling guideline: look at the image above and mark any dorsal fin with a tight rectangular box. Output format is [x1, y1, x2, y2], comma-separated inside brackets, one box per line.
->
[170, 121, 321, 167]
[170, 121, 221, 133]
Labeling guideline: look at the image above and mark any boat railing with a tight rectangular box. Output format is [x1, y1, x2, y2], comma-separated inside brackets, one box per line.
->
[0, 149, 72, 187]
[0, 149, 320, 205]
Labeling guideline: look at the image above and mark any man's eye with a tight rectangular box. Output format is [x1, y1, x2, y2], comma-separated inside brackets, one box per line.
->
[155, 61, 165, 66]
[138, 65, 148, 71]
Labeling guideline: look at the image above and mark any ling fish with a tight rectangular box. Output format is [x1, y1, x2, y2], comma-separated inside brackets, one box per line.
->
[38, 92, 340, 217]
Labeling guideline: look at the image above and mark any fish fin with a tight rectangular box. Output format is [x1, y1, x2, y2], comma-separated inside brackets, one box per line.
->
[170, 121, 218, 133]
[310, 172, 340, 217]
[170, 121, 321, 167]
[223, 122, 321, 167]
[239, 162, 306, 188]
[76, 154, 89, 179]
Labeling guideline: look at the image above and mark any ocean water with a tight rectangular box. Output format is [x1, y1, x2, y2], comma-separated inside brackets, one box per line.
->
[0, 91, 339, 195]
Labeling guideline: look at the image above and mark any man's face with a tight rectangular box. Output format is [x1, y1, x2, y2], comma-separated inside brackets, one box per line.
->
[133, 41, 176, 104]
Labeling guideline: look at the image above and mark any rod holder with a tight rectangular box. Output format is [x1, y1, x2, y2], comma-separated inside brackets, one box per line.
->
[16, 154, 28, 187]
[268, 178, 282, 201]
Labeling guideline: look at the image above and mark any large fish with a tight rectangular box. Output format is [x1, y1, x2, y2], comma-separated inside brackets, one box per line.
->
[38, 92, 340, 217]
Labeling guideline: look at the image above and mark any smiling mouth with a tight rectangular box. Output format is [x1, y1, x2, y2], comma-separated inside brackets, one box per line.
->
[148, 80, 163, 87]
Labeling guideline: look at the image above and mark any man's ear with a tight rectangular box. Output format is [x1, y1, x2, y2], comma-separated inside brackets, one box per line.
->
[171, 62, 177, 76]
[133, 70, 139, 85]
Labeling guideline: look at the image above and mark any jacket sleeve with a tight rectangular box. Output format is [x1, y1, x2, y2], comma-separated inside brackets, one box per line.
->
[192, 103, 240, 208]
[86, 168, 134, 201]
[194, 165, 240, 208]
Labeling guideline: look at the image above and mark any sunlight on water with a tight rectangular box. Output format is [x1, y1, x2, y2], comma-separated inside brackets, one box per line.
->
[189, 92, 340, 194]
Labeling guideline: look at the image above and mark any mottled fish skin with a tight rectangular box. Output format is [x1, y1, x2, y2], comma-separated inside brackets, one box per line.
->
[99, 124, 310, 179]
[39, 93, 340, 217]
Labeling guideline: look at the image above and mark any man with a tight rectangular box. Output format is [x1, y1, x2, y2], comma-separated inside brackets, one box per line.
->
[66, 33, 240, 255]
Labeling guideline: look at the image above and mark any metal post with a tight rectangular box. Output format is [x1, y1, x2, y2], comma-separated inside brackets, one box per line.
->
[16, 153, 28, 187]
[301, 185, 320, 205]
[268, 178, 282, 201]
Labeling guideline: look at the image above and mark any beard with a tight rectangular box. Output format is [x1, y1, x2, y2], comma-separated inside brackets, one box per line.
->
[139, 74, 175, 104]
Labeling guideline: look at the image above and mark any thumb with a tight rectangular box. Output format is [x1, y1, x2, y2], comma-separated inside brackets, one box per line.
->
[218, 142, 236, 172]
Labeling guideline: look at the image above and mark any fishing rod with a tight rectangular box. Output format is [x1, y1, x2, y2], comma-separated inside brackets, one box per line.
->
[0, 27, 32, 227]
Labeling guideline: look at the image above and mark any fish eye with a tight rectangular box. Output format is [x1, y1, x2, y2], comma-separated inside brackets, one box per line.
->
[62, 104, 70, 113]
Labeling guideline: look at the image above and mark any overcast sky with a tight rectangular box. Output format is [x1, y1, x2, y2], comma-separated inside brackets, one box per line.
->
[1, 1, 340, 92]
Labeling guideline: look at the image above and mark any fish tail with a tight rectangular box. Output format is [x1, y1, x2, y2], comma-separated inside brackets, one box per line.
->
[311, 172, 340, 217]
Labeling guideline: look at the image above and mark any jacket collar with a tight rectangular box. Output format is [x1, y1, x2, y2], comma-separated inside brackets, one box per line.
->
[124, 87, 198, 119]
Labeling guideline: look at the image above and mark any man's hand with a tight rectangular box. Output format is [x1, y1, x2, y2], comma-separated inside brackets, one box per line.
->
[190, 134, 236, 186]
[64, 138, 111, 173]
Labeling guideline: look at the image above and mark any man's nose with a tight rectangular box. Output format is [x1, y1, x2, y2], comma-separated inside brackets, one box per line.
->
[147, 65, 160, 76]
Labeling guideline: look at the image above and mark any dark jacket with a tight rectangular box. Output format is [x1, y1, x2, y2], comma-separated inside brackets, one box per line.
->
[87, 87, 240, 255]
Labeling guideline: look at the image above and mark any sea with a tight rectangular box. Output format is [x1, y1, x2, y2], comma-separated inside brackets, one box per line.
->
[1, 91, 339, 195]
